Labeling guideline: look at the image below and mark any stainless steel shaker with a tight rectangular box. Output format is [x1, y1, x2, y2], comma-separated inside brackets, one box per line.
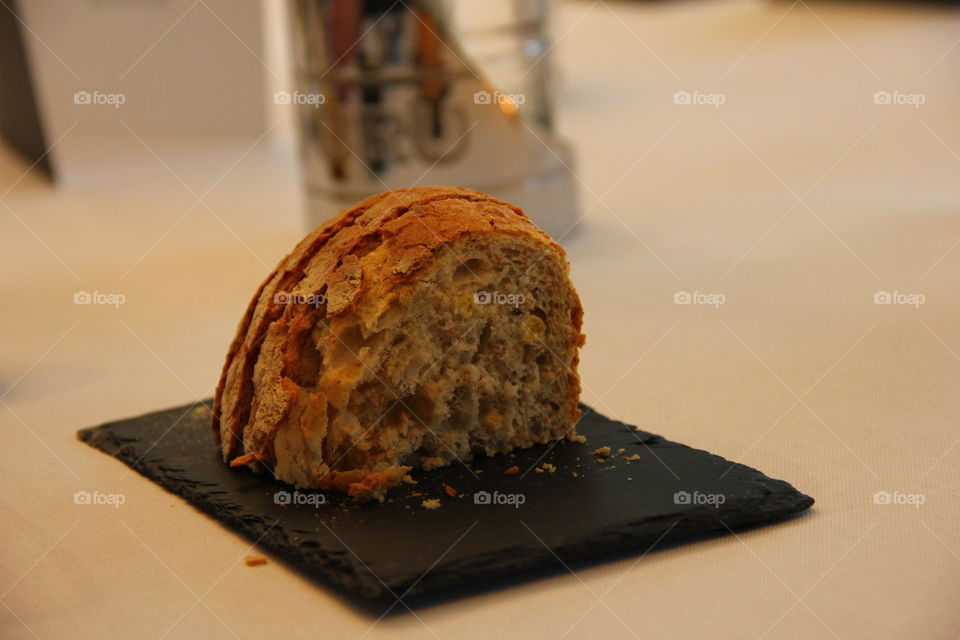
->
[287, 0, 578, 238]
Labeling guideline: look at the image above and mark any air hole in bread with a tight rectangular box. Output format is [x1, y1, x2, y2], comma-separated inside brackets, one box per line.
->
[453, 258, 490, 284]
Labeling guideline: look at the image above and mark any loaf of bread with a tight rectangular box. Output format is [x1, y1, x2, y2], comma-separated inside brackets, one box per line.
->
[212, 186, 584, 500]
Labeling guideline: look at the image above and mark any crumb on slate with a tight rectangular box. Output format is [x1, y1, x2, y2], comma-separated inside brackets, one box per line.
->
[190, 405, 211, 419]
[422, 499, 441, 510]
[401, 474, 417, 485]
[504, 465, 520, 475]
[537, 462, 556, 474]
[444, 485, 457, 497]
[592, 446, 611, 457]
[244, 555, 267, 567]
[625, 454, 641, 462]
[595, 457, 607, 464]
[570, 434, 587, 444]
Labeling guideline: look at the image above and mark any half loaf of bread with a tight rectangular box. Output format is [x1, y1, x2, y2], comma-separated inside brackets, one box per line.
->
[212, 186, 584, 500]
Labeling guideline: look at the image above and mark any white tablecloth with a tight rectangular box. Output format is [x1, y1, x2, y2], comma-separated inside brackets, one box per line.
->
[3, 1, 959, 638]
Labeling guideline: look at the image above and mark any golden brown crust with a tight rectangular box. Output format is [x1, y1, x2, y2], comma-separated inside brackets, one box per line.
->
[211, 190, 393, 459]
[212, 186, 584, 498]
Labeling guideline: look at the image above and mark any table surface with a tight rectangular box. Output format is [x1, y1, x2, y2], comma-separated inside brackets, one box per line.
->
[3, 1, 959, 639]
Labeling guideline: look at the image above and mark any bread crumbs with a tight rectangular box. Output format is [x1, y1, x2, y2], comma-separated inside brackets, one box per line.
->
[538, 462, 556, 473]
[444, 485, 457, 497]
[401, 474, 417, 485]
[625, 454, 641, 462]
[244, 555, 267, 567]
[504, 465, 520, 475]
[190, 405, 211, 420]
[570, 434, 587, 444]
[422, 498, 441, 510]
[592, 446, 611, 457]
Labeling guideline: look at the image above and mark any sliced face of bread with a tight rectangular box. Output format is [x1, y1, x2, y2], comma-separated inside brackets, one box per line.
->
[213, 186, 584, 501]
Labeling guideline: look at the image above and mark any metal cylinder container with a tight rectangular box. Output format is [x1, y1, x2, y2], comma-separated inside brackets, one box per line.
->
[288, 0, 579, 238]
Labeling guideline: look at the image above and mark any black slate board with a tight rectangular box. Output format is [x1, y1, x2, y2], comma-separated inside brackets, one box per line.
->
[78, 401, 813, 606]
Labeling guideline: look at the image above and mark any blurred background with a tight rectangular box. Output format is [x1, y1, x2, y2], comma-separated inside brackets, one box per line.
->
[2, 1, 959, 638]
